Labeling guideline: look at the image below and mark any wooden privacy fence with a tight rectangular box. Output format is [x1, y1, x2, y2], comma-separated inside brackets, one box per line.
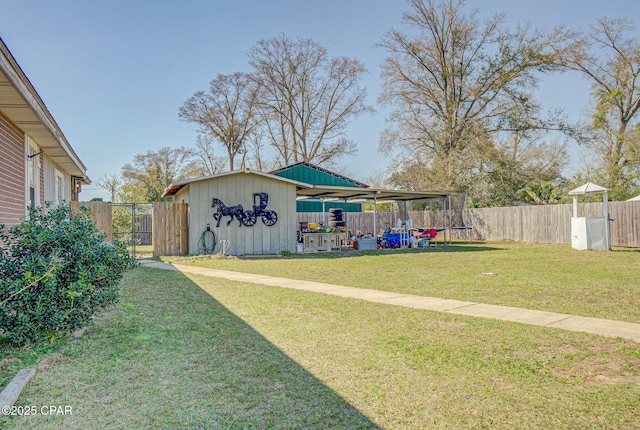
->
[71, 201, 112, 241]
[152, 202, 188, 257]
[135, 214, 153, 245]
[464, 201, 640, 247]
[297, 200, 640, 248]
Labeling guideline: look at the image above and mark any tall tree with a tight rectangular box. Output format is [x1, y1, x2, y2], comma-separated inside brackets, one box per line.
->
[120, 146, 199, 202]
[566, 18, 640, 200]
[96, 172, 123, 203]
[248, 34, 373, 167]
[179, 72, 259, 171]
[191, 134, 227, 176]
[379, 0, 574, 205]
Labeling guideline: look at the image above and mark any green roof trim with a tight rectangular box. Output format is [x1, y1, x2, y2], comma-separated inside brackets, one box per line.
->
[296, 201, 363, 213]
[270, 162, 369, 188]
[271, 162, 366, 212]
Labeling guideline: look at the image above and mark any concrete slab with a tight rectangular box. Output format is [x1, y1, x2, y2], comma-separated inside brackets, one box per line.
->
[379, 295, 475, 312]
[178, 267, 219, 276]
[0, 368, 35, 410]
[177, 264, 347, 294]
[249, 278, 346, 293]
[322, 288, 406, 301]
[448, 304, 573, 326]
[222, 273, 278, 281]
[548, 316, 640, 343]
[139, 260, 179, 271]
[138, 259, 640, 343]
[172, 265, 239, 278]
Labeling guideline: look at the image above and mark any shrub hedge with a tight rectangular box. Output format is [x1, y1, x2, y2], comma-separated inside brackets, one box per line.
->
[0, 204, 135, 346]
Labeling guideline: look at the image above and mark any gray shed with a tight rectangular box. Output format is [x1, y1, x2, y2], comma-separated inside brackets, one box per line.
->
[163, 170, 309, 256]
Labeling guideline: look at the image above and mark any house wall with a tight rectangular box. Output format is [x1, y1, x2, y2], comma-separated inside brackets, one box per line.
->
[185, 173, 297, 255]
[1, 110, 76, 226]
[0, 111, 26, 226]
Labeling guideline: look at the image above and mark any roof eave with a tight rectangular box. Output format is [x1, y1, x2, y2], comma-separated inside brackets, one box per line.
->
[161, 169, 314, 198]
[0, 37, 90, 183]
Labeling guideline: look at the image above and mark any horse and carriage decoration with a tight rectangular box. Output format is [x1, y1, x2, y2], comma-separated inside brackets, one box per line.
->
[211, 192, 278, 227]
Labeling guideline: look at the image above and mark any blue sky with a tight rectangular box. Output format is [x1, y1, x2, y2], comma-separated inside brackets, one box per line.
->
[2, 0, 639, 200]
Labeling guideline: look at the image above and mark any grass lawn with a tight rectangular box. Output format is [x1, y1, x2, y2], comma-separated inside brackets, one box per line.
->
[161, 241, 640, 323]
[4, 264, 640, 429]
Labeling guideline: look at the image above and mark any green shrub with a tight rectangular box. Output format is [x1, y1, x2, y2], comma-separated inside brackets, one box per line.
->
[0, 204, 135, 346]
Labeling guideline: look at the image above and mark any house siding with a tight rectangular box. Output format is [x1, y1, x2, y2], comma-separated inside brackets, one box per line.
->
[0, 111, 25, 226]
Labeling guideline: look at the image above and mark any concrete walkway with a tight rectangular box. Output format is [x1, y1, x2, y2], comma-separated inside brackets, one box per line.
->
[139, 259, 640, 343]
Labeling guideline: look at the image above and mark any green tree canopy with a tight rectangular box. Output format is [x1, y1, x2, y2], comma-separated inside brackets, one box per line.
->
[566, 18, 640, 200]
[379, 0, 574, 206]
[120, 146, 201, 202]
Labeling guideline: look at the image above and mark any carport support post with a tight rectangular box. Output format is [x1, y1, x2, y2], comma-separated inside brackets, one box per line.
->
[322, 199, 326, 225]
[373, 191, 378, 238]
[373, 190, 380, 240]
[603, 192, 610, 250]
[131, 203, 136, 256]
[442, 195, 447, 248]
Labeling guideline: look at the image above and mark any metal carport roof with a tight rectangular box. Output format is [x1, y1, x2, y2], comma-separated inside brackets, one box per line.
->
[296, 185, 456, 246]
[295, 185, 452, 202]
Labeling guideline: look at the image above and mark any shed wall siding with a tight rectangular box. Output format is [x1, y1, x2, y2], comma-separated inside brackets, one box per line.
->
[187, 174, 297, 255]
[0, 111, 25, 226]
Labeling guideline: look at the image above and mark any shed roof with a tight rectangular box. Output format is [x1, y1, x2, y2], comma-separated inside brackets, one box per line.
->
[161, 169, 312, 197]
[163, 169, 455, 202]
[270, 162, 369, 188]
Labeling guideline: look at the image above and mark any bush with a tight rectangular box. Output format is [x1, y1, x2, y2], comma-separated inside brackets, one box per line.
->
[0, 204, 135, 346]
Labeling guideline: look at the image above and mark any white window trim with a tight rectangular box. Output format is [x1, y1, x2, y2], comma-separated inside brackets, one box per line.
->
[55, 168, 65, 207]
[24, 136, 28, 216]
[25, 136, 41, 214]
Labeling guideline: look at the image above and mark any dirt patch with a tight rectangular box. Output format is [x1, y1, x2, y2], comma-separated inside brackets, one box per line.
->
[544, 340, 640, 385]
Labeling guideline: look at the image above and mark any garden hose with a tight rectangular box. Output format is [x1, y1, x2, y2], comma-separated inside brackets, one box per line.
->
[197, 224, 216, 254]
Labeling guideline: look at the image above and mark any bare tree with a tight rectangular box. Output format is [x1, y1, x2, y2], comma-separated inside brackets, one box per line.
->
[379, 0, 574, 202]
[566, 18, 640, 199]
[191, 134, 227, 176]
[248, 34, 374, 166]
[179, 72, 259, 171]
[96, 172, 122, 203]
